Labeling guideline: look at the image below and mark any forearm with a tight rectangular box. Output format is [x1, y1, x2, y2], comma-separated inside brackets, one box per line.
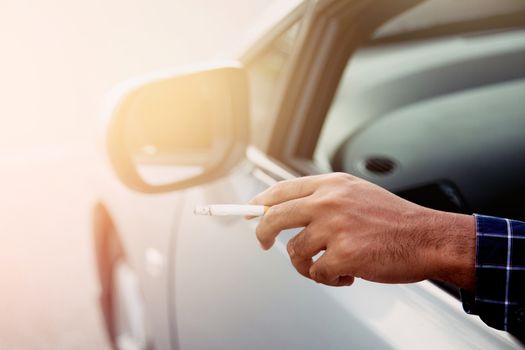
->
[424, 212, 525, 336]
[422, 210, 476, 291]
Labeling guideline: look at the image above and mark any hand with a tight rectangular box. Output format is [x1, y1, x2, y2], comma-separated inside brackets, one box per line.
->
[248, 173, 475, 290]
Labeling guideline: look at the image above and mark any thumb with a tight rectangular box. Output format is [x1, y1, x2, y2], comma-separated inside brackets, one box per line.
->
[309, 250, 354, 287]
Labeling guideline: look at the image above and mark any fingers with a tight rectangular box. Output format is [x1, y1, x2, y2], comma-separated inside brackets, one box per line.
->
[250, 176, 322, 249]
[249, 176, 323, 206]
[287, 226, 326, 278]
[256, 197, 311, 249]
[309, 250, 355, 287]
[287, 227, 355, 287]
[247, 173, 359, 287]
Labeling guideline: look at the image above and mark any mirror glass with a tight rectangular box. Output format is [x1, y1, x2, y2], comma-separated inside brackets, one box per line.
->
[120, 70, 233, 185]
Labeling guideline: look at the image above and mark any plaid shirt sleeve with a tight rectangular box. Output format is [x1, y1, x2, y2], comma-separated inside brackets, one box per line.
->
[460, 214, 525, 336]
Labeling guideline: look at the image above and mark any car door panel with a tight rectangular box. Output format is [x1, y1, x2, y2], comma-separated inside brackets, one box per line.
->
[96, 165, 183, 349]
[171, 165, 390, 349]
[169, 162, 519, 349]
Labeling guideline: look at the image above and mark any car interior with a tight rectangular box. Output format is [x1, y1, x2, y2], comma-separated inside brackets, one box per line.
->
[312, 4, 525, 310]
[315, 4, 525, 222]
[242, 2, 525, 342]
[326, 28, 525, 218]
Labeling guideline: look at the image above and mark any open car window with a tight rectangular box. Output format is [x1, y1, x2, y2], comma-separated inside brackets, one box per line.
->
[314, 27, 525, 171]
[311, 1, 525, 299]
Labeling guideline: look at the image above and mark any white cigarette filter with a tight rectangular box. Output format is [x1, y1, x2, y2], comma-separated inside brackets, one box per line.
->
[193, 204, 269, 217]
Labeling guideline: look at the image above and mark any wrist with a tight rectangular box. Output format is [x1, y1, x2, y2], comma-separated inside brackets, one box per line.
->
[422, 210, 476, 291]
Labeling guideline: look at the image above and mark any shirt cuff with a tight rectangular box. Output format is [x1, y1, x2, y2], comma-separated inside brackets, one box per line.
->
[460, 214, 525, 335]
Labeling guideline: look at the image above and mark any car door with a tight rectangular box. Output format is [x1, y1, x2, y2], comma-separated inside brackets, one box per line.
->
[256, 0, 523, 348]
[167, 3, 389, 348]
[168, 0, 522, 349]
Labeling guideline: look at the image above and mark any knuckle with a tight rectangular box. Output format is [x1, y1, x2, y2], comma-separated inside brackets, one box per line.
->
[310, 262, 328, 281]
[264, 205, 278, 219]
[267, 200, 300, 221]
[289, 199, 301, 214]
[255, 225, 270, 245]
[313, 268, 328, 282]
[337, 240, 355, 258]
[281, 201, 298, 217]
[294, 236, 306, 254]
[315, 194, 340, 210]
[300, 198, 316, 215]
[270, 180, 288, 198]
[288, 230, 311, 254]
[330, 217, 349, 235]
[339, 172, 355, 181]
[312, 193, 329, 207]
[309, 267, 320, 281]
[287, 239, 297, 257]
[288, 231, 309, 257]
[328, 172, 353, 184]
[294, 178, 305, 194]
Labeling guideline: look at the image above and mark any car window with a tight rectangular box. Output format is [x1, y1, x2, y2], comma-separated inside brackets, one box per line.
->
[313, 0, 525, 171]
[246, 21, 301, 149]
[314, 27, 525, 172]
[311, 15, 525, 301]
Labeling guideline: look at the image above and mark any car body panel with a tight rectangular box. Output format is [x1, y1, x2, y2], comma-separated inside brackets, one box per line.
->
[93, 1, 307, 348]
[94, 165, 180, 349]
[169, 150, 520, 349]
[94, 0, 525, 348]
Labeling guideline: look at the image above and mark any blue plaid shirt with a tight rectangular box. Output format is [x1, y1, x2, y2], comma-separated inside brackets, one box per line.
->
[461, 214, 525, 337]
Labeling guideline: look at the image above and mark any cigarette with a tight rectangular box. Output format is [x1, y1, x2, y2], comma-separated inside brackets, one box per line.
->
[193, 204, 269, 217]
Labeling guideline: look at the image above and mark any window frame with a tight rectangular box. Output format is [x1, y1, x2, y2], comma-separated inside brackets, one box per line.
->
[263, 0, 525, 308]
[266, 0, 424, 175]
[240, 1, 309, 153]
[269, 0, 525, 176]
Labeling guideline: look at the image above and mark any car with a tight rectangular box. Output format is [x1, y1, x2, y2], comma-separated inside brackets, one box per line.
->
[93, 0, 525, 348]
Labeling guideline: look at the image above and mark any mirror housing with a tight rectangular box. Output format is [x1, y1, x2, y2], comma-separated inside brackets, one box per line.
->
[104, 62, 250, 193]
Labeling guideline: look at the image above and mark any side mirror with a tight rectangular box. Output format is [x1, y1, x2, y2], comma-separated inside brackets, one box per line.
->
[104, 62, 249, 193]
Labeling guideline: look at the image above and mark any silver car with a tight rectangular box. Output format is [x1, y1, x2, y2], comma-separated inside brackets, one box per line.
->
[93, 0, 525, 348]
